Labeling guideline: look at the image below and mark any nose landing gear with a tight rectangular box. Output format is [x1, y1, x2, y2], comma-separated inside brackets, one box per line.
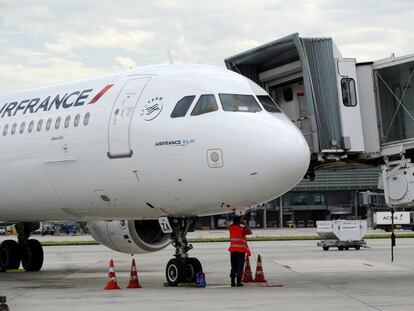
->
[165, 217, 203, 286]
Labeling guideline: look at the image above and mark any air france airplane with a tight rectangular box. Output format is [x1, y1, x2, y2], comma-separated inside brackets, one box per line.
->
[0, 64, 309, 286]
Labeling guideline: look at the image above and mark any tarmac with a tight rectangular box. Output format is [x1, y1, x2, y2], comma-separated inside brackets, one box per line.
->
[0, 233, 413, 310]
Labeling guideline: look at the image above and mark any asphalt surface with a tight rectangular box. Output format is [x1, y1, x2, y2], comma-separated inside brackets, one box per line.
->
[0, 238, 413, 310]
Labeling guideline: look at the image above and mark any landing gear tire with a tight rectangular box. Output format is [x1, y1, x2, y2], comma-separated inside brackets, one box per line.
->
[21, 239, 43, 272]
[166, 258, 184, 286]
[355, 245, 361, 250]
[0, 240, 21, 271]
[322, 246, 329, 251]
[338, 246, 344, 251]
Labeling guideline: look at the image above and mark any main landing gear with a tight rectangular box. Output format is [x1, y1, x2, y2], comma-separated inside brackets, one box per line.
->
[0, 222, 44, 272]
[165, 217, 203, 286]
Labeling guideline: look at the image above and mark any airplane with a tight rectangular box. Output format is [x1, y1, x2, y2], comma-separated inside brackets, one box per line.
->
[0, 64, 310, 286]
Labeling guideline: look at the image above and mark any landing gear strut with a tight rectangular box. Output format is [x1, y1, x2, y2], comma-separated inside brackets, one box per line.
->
[165, 217, 202, 286]
[0, 223, 44, 272]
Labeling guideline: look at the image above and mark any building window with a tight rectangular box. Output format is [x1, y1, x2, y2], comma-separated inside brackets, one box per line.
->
[171, 96, 195, 118]
[55, 117, 61, 130]
[19, 122, 26, 134]
[341, 78, 357, 107]
[64, 115, 70, 128]
[84, 112, 90, 126]
[74, 114, 80, 127]
[28, 121, 34, 133]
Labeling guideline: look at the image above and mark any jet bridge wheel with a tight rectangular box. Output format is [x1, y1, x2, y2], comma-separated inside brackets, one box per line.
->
[21, 239, 43, 271]
[0, 240, 21, 271]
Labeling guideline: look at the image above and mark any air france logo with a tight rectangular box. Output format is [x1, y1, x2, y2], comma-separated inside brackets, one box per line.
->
[141, 97, 163, 121]
[0, 84, 113, 119]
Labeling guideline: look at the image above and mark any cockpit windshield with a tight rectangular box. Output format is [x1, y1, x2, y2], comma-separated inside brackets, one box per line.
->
[219, 94, 262, 113]
[256, 95, 281, 113]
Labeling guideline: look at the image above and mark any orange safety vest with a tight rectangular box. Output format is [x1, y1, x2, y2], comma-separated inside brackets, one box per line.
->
[228, 224, 252, 256]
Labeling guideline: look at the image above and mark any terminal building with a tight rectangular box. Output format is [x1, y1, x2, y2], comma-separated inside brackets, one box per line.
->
[202, 33, 414, 229]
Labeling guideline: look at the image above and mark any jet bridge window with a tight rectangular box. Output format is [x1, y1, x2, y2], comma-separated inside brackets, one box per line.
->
[191, 95, 218, 116]
[256, 95, 281, 113]
[219, 94, 262, 112]
[171, 96, 195, 118]
[341, 78, 357, 107]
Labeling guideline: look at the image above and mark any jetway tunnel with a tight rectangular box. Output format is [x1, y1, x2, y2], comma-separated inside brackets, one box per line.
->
[225, 33, 414, 208]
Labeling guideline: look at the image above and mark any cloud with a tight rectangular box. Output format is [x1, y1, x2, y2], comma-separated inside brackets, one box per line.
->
[0, 1, 414, 91]
[114, 56, 136, 69]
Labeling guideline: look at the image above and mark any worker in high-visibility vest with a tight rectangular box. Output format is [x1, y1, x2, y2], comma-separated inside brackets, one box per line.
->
[228, 215, 252, 287]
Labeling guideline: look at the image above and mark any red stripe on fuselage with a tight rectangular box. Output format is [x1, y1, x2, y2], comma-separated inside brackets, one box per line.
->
[88, 84, 114, 104]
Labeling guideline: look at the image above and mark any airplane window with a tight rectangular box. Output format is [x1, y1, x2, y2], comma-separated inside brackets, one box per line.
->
[191, 95, 218, 116]
[171, 96, 195, 118]
[55, 117, 61, 130]
[20, 122, 26, 134]
[219, 94, 262, 113]
[28, 121, 34, 133]
[74, 113, 80, 127]
[84, 112, 90, 126]
[64, 115, 70, 128]
[11, 123, 17, 135]
[46, 118, 52, 131]
[256, 95, 281, 113]
[3, 124, 8, 136]
[37, 119, 43, 132]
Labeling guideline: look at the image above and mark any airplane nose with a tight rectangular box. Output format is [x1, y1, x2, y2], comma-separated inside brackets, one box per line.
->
[244, 115, 310, 201]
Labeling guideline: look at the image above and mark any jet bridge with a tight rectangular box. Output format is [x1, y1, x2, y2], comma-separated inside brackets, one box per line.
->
[225, 33, 414, 208]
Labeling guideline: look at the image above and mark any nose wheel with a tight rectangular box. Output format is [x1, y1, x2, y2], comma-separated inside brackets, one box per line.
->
[165, 218, 203, 286]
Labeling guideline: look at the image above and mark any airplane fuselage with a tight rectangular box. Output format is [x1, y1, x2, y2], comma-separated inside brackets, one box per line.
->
[0, 64, 309, 222]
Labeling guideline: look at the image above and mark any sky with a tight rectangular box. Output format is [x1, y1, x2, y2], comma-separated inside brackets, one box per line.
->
[0, 0, 413, 92]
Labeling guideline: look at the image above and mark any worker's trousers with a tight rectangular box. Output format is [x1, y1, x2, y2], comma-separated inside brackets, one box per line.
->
[230, 252, 246, 283]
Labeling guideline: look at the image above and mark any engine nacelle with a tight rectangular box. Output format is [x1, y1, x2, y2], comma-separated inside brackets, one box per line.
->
[88, 220, 171, 254]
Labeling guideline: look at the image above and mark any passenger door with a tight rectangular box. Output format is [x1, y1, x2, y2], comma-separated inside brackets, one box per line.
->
[108, 77, 150, 158]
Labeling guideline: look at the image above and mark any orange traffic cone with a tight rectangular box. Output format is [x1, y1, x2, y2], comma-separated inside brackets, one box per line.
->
[242, 255, 254, 283]
[254, 255, 267, 283]
[104, 259, 120, 290]
[127, 259, 142, 288]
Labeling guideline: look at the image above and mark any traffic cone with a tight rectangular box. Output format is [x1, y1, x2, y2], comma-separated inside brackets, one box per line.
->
[242, 255, 254, 283]
[104, 259, 120, 290]
[127, 259, 142, 288]
[254, 255, 267, 283]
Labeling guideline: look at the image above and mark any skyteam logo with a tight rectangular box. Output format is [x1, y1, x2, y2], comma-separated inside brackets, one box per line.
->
[141, 97, 163, 121]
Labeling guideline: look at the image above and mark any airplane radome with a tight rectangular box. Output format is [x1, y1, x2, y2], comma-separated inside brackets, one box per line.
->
[0, 64, 309, 286]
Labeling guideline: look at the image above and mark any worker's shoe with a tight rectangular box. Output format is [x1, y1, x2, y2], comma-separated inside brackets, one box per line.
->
[236, 283, 244, 287]
[231, 277, 236, 287]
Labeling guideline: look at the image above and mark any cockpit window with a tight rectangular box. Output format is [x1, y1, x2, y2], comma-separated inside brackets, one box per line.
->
[191, 95, 218, 116]
[171, 96, 195, 118]
[257, 95, 281, 113]
[219, 94, 262, 112]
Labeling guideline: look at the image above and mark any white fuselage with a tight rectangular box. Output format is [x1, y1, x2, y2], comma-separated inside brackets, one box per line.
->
[0, 64, 309, 222]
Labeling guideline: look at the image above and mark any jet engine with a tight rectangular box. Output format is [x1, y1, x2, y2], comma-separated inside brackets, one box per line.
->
[88, 220, 171, 254]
